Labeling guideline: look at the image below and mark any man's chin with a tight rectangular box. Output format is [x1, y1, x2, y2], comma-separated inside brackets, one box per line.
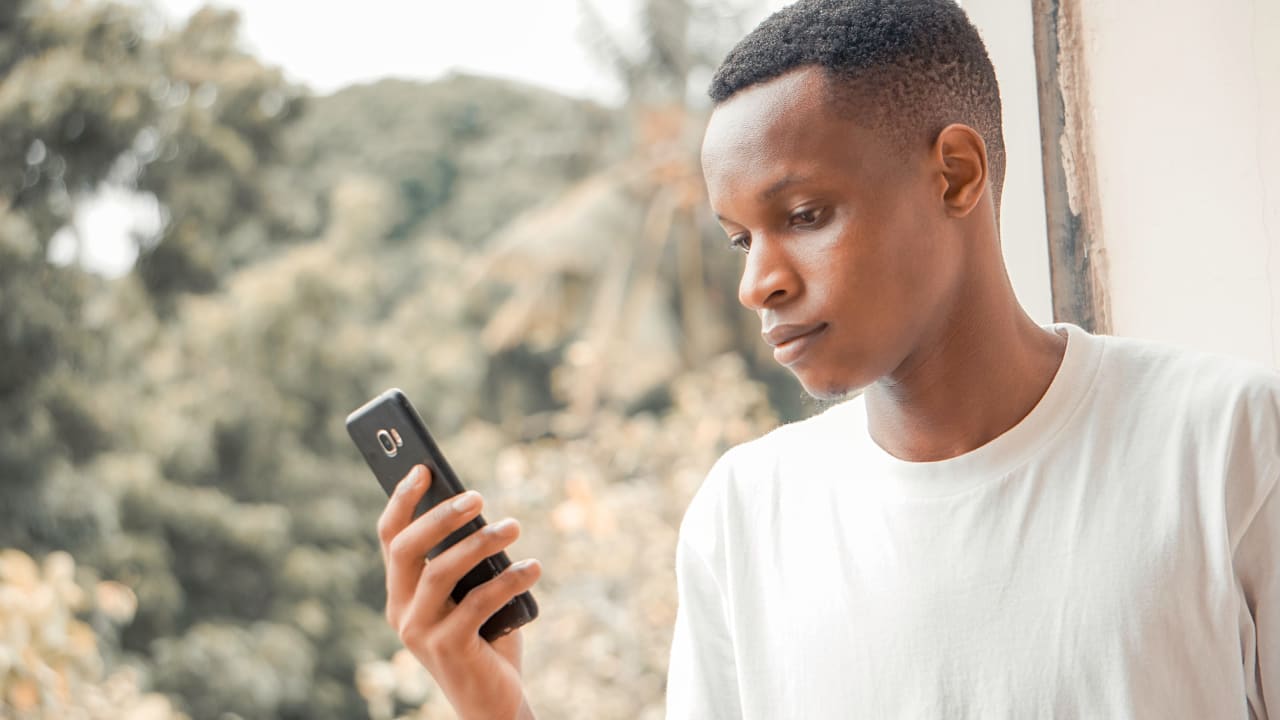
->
[794, 370, 861, 404]
[786, 341, 877, 402]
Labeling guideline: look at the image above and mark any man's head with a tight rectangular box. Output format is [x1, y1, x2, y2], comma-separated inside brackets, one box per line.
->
[701, 0, 1007, 400]
[709, 0, 1005, 210]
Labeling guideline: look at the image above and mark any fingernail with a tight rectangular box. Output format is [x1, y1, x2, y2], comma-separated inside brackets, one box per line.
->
[451, 491, 480, 512]
[395, 466, 422, 495]
[486, 518, 516, 534]
[510, 558, 537, 572]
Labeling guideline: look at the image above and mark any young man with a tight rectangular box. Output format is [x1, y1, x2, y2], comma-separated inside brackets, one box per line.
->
[376, 0, 1279, 718]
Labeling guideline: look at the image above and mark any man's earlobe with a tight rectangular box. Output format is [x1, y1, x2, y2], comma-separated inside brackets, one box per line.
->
[936, 124, 988, 218]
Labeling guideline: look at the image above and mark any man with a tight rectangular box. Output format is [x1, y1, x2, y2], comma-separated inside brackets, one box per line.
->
[376, 0, 1279, 718]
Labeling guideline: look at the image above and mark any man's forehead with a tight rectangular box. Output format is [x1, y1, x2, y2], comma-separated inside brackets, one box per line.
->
[700, 67, 832, 162]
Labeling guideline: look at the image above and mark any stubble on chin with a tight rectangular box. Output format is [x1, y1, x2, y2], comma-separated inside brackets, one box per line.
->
[799, 382, 861, 413]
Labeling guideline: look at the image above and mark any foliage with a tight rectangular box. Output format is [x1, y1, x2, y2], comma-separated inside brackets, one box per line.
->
[287, 75, 618, 248]
[0, 0, 132, 555]
[0, 0, 804, 718]
[129, 6, 309, 301]
[0, 548, 187, 719]
[0, 0, 156, 244]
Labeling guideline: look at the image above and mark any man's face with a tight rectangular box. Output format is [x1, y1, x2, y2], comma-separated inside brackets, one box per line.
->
[701, 66, 960, 400]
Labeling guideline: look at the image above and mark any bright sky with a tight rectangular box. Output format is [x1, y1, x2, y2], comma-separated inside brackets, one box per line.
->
[61, 0, 787, 275]
[145, 0, 635, 101]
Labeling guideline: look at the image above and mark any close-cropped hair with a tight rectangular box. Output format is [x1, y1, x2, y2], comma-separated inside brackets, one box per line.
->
[709, 0, 1007, 211]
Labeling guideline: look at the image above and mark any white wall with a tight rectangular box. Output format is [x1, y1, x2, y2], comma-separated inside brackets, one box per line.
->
[962, 0, 1056, 327]
[1077, 0, 1280, 368]
[968, 0, 1280, 368]
[749, 0, 1060, 328]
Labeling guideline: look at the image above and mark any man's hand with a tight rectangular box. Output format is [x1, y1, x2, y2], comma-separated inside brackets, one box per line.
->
[378, 464, 542, 720]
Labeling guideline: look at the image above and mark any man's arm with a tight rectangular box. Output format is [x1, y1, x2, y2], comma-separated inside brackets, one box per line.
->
[1236, 465, 1279, 720]
[666, 533, 742, 719]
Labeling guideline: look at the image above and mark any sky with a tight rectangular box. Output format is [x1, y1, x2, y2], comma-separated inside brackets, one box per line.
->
[141, 0, 636, 102]
[61, 0, 789, 275]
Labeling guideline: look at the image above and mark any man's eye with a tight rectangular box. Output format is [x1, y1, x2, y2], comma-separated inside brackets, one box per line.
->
[790, 208, 822, 226]
[728, 234, 751, 253]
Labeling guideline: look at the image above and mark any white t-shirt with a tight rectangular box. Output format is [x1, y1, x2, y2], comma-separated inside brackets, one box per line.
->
[666, 322, 1279, 719]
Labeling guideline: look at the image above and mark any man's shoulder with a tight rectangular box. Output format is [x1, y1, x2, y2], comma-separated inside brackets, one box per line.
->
[1095, 332, 1280, 487]
[1097, 331, 1280, 411]
[720, 394, 861, 469]
[686, 398, 860, 513]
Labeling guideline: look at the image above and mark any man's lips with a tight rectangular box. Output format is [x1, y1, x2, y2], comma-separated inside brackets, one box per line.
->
[762, 322, 828, 347]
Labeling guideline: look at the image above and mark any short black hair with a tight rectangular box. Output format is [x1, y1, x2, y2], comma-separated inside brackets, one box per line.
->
[709, 0, 1006, 211]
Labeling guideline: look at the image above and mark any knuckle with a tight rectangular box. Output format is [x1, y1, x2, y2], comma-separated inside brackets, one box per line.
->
[501, 563, 534, 592]
[464, 571, 515, 611]
[443, 532, 485, 562]
[475, 535, 504, 557]
[428, 504, 455, 527]
[387, 533, 415, 562]
[422, 523, 513, 581]
[489, 536, 519, 558]
[466, 531, 511, 561]
[419, 562, 448, 591]
[422, 632, 451, 659]
[490, 564, 536, 602]
[401, 634, 428, 663]
[440, 620, 473, 648]
[398, 613, 429, 643]
[384, 605, 398, 628]
[467, 581, 505, 609]
[375, 514, 395, 545]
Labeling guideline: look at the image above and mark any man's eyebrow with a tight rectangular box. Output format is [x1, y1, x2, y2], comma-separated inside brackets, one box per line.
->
[761, 174, 811, 200]
[713, 174, 813, 223]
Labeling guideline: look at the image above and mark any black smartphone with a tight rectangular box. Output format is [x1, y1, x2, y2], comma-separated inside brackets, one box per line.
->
[346, 388, 538, 641]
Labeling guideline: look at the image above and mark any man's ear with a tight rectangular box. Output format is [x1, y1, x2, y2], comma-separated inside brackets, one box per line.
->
[933, 123, 989, 218]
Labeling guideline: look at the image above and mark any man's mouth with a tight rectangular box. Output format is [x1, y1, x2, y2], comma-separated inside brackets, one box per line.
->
[762, 322, 828, 365]
[762, 322, 828, 347]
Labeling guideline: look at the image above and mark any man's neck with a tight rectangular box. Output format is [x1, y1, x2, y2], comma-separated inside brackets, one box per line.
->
[862, 272, 1068, 464]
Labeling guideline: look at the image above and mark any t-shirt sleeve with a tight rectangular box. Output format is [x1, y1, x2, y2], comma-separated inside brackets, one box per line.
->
[666, 453, 742, 719]
[1237, 462, 1279, 720]
[1225, 368, 1280, 719]
[666, 534, 741, 719]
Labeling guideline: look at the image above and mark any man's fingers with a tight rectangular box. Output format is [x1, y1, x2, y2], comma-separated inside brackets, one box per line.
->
[401, 516, 522, 631]
[445, 557, 542, 640]
[377, 465, 431, 551]
[387, 490, 486, 568]
[379, 465, 432, 627]
[386, 488, 486, 620]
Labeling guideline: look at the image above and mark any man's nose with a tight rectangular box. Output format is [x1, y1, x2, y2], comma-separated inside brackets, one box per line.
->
[737, 237, 797, 310]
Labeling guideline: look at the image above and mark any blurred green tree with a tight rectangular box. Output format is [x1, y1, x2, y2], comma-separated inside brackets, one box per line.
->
[0, 0, 158, 552]
[287, 74, 616, 248]
[130, 7, 310, 303]
[1, 1, 800, 718]
[76, 68, 622, 720]
[2, 2, 348, 716]
[479, 0, 806, 424]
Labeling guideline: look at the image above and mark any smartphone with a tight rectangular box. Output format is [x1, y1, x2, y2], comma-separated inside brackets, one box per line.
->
[346, 388, 538, 641]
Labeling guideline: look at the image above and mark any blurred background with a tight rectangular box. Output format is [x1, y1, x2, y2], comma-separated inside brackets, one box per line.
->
[1, 0, 1276, 718]
[0, 0, 797, 718]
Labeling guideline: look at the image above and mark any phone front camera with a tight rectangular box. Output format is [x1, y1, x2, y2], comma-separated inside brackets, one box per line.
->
[376, 429, 398, 457]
